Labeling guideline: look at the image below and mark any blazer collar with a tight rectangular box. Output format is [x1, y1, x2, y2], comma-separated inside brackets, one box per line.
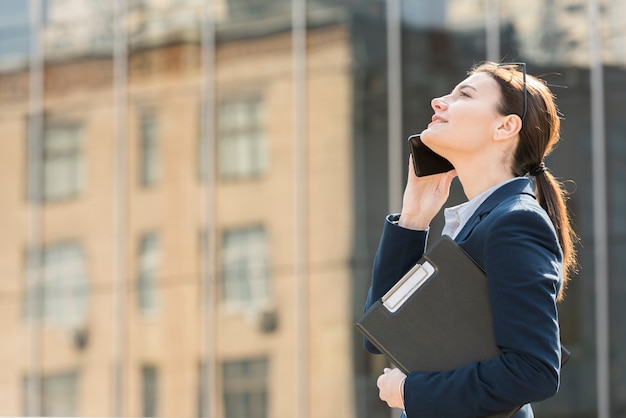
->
[454, 178, 535, 241]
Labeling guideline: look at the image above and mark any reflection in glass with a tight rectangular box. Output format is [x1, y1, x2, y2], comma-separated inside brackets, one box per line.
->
[23, 372, 79, 417]
[223, 358, 268, 418]
[221, 226, 270, 308]
[24, 242, 88, 327]
[141, 365, 159, 418]
[139, 111, 160, 187]
[218, 97, 267, 179]
[42, 121, 84, 201]
[137, 233, 160, 314]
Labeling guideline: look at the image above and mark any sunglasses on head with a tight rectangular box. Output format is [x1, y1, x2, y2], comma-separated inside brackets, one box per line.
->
[497, 62, 527, 122]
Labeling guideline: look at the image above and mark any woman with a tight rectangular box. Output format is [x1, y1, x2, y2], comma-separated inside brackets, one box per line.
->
[364, 61, 577, 417]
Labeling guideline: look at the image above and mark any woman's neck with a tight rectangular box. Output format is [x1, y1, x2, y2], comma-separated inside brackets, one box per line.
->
[455, 163, 516, 200]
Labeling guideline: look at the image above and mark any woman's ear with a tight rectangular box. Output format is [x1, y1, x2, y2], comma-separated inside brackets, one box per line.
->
[494, 114, 522, 141]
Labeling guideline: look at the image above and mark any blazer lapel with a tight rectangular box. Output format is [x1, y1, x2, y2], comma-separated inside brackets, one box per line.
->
[454, 179, 536, 242]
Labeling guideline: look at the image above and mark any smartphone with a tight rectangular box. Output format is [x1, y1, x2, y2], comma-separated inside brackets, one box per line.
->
[407, 134, 454, 177]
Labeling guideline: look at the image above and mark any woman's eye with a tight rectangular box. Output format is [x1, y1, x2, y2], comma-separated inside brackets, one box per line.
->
[460, 91, 471, 98]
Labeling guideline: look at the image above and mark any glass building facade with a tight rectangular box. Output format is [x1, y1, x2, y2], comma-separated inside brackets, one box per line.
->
[0, 0, 624, 417]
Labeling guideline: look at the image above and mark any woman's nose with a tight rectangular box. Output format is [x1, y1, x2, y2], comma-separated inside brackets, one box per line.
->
[431, 96, 447, 111]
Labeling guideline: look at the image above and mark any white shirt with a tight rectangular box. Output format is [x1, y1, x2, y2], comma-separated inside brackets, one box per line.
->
[442, 178, 525, 239]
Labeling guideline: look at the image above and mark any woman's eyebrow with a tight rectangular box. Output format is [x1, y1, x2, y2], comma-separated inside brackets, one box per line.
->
[457, 83, 478, 92]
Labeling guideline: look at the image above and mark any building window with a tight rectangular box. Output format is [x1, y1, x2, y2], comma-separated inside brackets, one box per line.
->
[42, 122, 84, 201]
[226, 0, 289, 21]
[198, 227, 210, 290]
[197, 361, 207, 418]
[24, 371, 79, 417]
[218, 97, 267, 179]
[223, 358, 268, 418]
[140, 111, 160, 187]
[141, 365, 158, 418]
[220, 226, 270, 308]
[24, 242, 89, 327]
[137, 233, 160, 314]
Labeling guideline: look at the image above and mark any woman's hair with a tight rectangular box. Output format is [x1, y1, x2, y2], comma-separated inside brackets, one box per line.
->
[470, 61, 578, 301]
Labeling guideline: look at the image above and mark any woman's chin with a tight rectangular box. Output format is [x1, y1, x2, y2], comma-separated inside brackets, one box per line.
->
[419, 128, 435, 145]
[419, 129, 450, 157]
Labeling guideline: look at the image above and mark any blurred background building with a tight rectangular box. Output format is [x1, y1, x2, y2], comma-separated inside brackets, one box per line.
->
[0, 0, 624, 417]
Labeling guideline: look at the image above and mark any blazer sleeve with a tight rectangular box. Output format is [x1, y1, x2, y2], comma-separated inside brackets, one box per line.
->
[402, 207, 563, 417]
[363, 215, 428, 353]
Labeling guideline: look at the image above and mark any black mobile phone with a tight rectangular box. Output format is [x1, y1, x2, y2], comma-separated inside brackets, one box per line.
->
[407, 134, 454, 177]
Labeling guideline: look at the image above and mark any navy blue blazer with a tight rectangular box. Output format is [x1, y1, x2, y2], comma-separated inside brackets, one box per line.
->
[364, 178, 563, 418]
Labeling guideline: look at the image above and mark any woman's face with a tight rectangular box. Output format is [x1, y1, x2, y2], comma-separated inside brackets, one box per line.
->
[420, 72, 505, 158]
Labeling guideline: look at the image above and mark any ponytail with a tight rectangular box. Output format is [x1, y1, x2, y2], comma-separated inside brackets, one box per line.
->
[533, 169, 578, 301]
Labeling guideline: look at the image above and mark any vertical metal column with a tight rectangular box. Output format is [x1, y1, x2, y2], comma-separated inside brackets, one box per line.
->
[292, 0, 308, 416]
[199, 0, 218, 416]
[386, 4, 402, 415]
[26, 0, 44, 415]
[588, 0, 610, 417]
[112, 0, 128, 415]
[387, 0, 402, 213]
[485, 0, 500, 62]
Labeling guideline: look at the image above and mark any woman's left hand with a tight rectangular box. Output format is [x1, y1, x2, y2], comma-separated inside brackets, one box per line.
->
[377, 367, 407, 409]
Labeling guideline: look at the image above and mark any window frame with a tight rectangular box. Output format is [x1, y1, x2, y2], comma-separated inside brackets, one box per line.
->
[222, 357, 269, 418]
[23, 241, 89, 328]
[139, 109, 160, 188]
[26, 117, 85, 203]
[217, 95, 267, 180]
[136, 231, 160, 315]
[220, 225, 271, 311]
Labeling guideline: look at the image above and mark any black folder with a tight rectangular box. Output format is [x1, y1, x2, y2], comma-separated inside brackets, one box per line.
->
[357, 235, 500, 375]
[357, 235, 569, 418]
[357, 236, 520, 417]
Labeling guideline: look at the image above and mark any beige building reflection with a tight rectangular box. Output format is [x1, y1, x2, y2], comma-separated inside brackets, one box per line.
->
[0, 3, 357, 416]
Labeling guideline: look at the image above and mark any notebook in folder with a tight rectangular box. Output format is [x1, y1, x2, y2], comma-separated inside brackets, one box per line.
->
[356, 235, 500, 375]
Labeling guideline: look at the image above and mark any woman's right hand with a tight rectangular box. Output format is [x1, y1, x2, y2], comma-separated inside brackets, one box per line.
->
[398, 155, 457, 230]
